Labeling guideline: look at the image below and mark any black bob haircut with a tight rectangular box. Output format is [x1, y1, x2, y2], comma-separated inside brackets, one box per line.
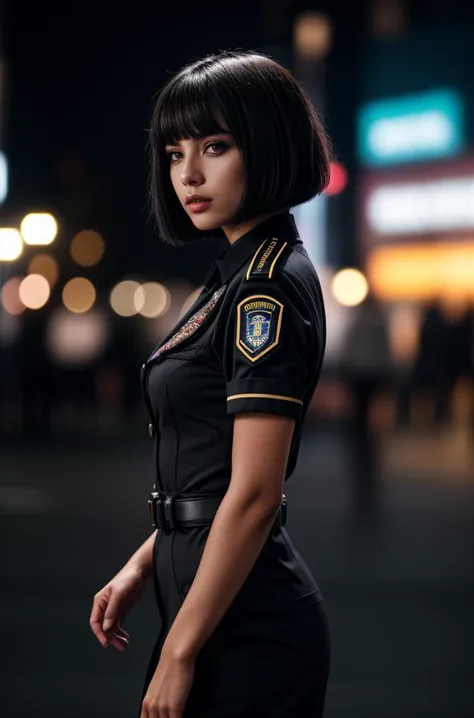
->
[148, 50, 332, 245]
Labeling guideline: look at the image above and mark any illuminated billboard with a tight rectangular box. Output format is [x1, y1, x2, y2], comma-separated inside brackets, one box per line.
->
[357, 88, 464, 167]
[360, 156, 474, 248]
[359, 157, 474, 301]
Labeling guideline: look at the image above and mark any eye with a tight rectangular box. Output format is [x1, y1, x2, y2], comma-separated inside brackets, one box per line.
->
[166, 150, 182, 163]
[205, 141, 228, 155]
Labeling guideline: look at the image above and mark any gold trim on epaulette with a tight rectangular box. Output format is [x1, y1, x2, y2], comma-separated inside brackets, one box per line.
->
[246, 238, 289, 280]
[245, 240, 267, 280]
[268, 242, 288, 278]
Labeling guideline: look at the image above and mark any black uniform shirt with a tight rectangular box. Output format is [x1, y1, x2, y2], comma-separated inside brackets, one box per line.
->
[141, 211, 326, 611]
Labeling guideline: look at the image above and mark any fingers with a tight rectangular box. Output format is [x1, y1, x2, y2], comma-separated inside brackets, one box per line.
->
[90, 588, 131, 651]
[115, 624, 131, 641]
[89, 590, 110, 647]
[106, 631, 129, 652]
[106, 624, 130, 651]
[102, 592, 122, 632]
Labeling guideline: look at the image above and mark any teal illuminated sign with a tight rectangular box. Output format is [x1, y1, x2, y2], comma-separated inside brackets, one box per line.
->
[357, 89, 464, 166]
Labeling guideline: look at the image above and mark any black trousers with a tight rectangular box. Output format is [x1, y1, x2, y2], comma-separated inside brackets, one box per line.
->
[139, 596, 330, 717]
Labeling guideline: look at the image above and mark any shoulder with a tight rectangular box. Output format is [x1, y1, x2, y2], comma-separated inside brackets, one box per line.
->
[214, 238, 323, 360]
[237, 237, 324, 323]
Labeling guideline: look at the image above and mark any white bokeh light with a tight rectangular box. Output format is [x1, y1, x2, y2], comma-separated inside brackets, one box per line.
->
[47, 308, 110, 365]
[19, 274, 50, 310]
[20, 213, 58, 246]
[0, 228, 23, 261]
[110, 280, 142, 317]
[135, 282, 171, 318]
[331, 268, 369, 307]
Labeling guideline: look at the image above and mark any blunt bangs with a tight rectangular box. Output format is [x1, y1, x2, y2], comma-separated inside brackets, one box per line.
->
[149, 51, 332, 245]
[157, 77, 228, 147]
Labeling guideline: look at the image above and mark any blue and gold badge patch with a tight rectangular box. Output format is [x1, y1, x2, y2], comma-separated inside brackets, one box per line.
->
[236, 294, 284, 362]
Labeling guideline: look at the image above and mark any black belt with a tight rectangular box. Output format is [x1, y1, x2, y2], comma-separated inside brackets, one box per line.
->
[148, 491, 287, 532]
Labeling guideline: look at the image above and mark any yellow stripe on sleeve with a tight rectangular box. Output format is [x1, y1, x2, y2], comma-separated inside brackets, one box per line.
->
[227, 393, 303, 405]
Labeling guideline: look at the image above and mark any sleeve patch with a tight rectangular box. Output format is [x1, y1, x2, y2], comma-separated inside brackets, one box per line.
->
[236, 294, 284, 362]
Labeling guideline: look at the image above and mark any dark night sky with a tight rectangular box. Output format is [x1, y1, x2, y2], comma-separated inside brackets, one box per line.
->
[4, 0, 300, 284]
[4, 0, 473, 284]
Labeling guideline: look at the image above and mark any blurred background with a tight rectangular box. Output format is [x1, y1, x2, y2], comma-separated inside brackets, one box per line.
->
[2, 0, 474, 716]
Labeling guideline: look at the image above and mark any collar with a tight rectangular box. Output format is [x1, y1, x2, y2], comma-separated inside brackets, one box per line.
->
[214, 212, 301, 286]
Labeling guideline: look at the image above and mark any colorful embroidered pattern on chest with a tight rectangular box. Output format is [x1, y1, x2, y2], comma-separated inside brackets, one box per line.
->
[149, 286, 227, 361]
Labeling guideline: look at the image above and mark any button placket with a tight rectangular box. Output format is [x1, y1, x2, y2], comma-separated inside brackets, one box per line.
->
[141, 362, 162, 494]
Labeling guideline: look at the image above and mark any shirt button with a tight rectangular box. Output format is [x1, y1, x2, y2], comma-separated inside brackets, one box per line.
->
[148, 423, 154, 438]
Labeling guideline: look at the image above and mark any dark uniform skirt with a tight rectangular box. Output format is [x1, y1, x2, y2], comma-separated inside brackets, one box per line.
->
[138, 527, 330, 718]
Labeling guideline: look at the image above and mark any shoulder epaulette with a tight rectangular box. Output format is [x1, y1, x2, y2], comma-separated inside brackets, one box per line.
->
[245, 237, 291, 281]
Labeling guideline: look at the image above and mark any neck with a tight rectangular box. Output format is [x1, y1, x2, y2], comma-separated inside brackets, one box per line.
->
[221, 211, 282, 245]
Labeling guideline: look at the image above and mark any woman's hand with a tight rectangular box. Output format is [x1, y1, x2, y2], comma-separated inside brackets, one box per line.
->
[140, 646, 196, 718]
[89, 563, 149, 651]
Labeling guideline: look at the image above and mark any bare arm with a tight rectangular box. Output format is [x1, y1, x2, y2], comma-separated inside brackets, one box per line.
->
[161, 413, 294, 661]
[125, 529, 157, 578]
[89, 529, 158, 648]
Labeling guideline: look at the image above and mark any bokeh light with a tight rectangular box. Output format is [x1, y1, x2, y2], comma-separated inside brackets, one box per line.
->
[110, 280, 142, 317]
[62, 277, 97, 314]
[1, 276, 25, 315]
[62, 277, 96, 314]
[294, 12, 333, 58]
[0, 228, 23, 261]
[47, 308, 110, 365]
[19, 274, 50, 310]
[331, 268, 369, 307]
[28, 254, 59, 287]
[20, 213, 58, 246]
[323, 162, 348, 196]
[70, 229, 105, 267]
[0, 150, 8, 206]
[134, 282, 171, 318]
[371, 0, 408, 37]
[367, 241, 474, 301]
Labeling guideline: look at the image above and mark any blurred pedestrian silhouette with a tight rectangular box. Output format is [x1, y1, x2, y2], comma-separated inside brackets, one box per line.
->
[340, 293, 392, 524]
[397, 299, 474, 430]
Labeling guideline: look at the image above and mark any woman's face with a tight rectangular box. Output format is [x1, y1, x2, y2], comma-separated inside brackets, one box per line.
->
[165, 130, 246, 233]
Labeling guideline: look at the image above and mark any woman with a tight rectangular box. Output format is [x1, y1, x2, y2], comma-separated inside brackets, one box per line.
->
[90, 50, 331, 718]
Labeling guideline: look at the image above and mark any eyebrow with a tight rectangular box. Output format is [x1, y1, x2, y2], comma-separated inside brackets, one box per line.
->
[164, 131, 233, 148]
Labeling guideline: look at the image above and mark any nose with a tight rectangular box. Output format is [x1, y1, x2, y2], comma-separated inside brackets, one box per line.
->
[180, 156, 204, 187]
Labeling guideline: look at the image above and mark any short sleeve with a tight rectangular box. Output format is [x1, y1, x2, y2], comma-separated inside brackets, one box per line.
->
[223, 278, 311, 420]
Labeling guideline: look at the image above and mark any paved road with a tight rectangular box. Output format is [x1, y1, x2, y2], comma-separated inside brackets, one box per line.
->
[2, 425, 473, 718]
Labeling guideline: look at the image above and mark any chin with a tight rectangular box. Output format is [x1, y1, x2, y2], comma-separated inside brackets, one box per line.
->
[188, 213, 225, 232]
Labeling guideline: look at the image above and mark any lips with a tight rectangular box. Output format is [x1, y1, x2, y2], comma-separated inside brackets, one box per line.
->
[185, 195, 213, 214]
[185, 194, 212, 205]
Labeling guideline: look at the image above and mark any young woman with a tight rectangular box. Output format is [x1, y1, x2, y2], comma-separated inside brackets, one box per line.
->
[90, 50, 331, 718]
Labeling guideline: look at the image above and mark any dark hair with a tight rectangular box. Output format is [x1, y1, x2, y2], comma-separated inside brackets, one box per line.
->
[148, 50, 332, 245]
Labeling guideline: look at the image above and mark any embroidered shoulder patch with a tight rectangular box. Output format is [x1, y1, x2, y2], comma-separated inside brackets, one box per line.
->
[236, 294, 284, 362]
[246, 238, 289, 280]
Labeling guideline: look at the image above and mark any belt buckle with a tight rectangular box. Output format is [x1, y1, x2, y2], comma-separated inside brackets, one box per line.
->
[148, 492, 178, 532]
[148, 491, 165, 530]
